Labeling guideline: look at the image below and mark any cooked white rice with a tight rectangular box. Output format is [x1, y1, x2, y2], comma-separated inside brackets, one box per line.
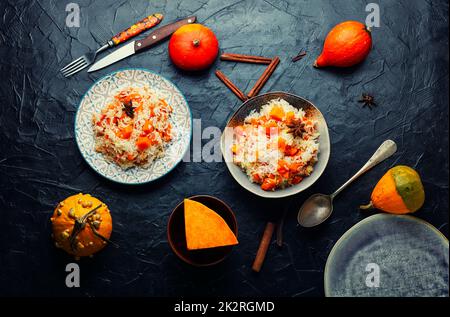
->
[232, 98, 319, 191]
[92, 86, 174, 169]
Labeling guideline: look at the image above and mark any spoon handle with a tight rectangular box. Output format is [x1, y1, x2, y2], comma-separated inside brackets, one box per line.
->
[330, 140, 397, 199]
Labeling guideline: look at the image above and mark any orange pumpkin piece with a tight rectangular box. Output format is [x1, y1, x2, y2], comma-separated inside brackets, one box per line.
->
[278, 137, 287, 152]
[261, 175, 279, 191]
[252, 173, 262, 183]
[285, 145, 299, 156]
[277, 160, 290, 179]
[290, 175, 303, 185]
[269, 105, 285, 121]
[136, 136, 152, 151]
[51, 193, 112, 258]
[289, 162, 302, 173]
[265, 121, 278, 136]
[142, 120, 154, 134]
[184, 199, 238, 250]
[116, 125, 133, 139]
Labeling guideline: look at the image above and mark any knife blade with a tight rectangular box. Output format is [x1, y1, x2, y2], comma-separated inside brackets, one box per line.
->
[88, 16, 197, 72]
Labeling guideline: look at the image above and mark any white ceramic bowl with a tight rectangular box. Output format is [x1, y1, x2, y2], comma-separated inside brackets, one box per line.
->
[221, 92, 330, 198]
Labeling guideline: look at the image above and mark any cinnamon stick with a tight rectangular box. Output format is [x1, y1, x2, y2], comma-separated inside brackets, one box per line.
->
[252, 222, 276, 273]
[247, 57, 280, 98]
[292, 51, 307, 63]
[220, 53, 272, 65]
[215, 70, 248, 102]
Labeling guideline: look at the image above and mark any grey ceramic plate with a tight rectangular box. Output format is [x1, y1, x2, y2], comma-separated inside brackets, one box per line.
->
[325, 214, 449, 297]
[220, 92, 330, 198]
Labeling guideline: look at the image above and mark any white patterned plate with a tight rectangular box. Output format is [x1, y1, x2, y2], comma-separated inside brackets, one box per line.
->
[75, 68, 192, 184]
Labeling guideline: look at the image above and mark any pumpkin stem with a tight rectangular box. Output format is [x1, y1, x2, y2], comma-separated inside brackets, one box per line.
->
[192, 39, 200, 47]
[359, 201, 374, 210]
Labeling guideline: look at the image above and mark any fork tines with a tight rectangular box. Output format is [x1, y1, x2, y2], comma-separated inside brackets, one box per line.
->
[60, 56, 89, 77]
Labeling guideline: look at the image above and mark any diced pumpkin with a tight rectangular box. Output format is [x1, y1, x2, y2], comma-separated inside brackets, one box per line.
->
[285, 145, 299, 156]
[286, 111, 295, 123]
[261, 177, 278, 191]
[142, 121, 153, 135]
[278, 137, 286, 152]
[289, 162, 302, 173]
[116, 125, 133, 139]
[290, 175, 303, 184]
[136, 136, 152, 151]
[265, 121, 278, 136]
[277, 160, 290, 179]
[252, 173, 262, 183]
[269, 105, 285, 121]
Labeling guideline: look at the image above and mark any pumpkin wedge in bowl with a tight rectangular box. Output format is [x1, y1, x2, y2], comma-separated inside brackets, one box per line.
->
[167, 195, 238, 266]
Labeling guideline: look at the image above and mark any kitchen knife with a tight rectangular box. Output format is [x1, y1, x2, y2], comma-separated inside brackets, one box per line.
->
[88, 16, 197, 72]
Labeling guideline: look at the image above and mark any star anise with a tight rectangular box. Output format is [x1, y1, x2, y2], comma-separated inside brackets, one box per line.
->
[122, 101, 135, 118]
[358, 93, 377, 109]
[287, 119, 306, 138]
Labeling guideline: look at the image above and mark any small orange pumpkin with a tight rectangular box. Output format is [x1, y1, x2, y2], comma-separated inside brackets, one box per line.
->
[168, 24, 219, 71]
[51, 193, 113, 258]
[314, 21, 372, 68]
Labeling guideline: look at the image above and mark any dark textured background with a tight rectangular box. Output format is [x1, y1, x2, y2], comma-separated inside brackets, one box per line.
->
[0, 0, 448, 297]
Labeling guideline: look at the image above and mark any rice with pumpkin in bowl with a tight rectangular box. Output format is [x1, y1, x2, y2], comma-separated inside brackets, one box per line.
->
[231, 98, 319, 191]
[221, 92, 330, 198]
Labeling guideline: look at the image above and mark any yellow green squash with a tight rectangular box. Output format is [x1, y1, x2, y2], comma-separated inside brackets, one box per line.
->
[360, 165, 425, 214]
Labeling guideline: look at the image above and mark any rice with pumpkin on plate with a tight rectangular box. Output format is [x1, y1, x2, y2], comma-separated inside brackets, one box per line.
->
[92, 86, 173, 169]
[232, 99, 319, 191]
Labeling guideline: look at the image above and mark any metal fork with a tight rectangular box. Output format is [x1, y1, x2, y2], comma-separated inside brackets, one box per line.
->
[60, 44, 109, 77]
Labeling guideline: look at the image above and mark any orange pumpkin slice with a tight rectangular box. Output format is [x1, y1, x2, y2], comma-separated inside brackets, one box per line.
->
[184, 199, 238, 250]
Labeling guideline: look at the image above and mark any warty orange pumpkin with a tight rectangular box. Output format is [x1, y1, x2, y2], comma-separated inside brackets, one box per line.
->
[51, 193, 113, 258]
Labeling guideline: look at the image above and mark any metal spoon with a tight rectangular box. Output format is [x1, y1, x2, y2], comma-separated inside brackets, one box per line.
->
[297, 140, 397, 227]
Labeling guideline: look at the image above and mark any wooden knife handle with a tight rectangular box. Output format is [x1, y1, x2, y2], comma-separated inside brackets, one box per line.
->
[134, 16, 197, 52]
[111, 13, 163, 46]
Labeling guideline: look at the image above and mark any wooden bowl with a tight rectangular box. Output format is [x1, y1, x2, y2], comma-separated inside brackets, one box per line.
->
[167, 195, 238, 266]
